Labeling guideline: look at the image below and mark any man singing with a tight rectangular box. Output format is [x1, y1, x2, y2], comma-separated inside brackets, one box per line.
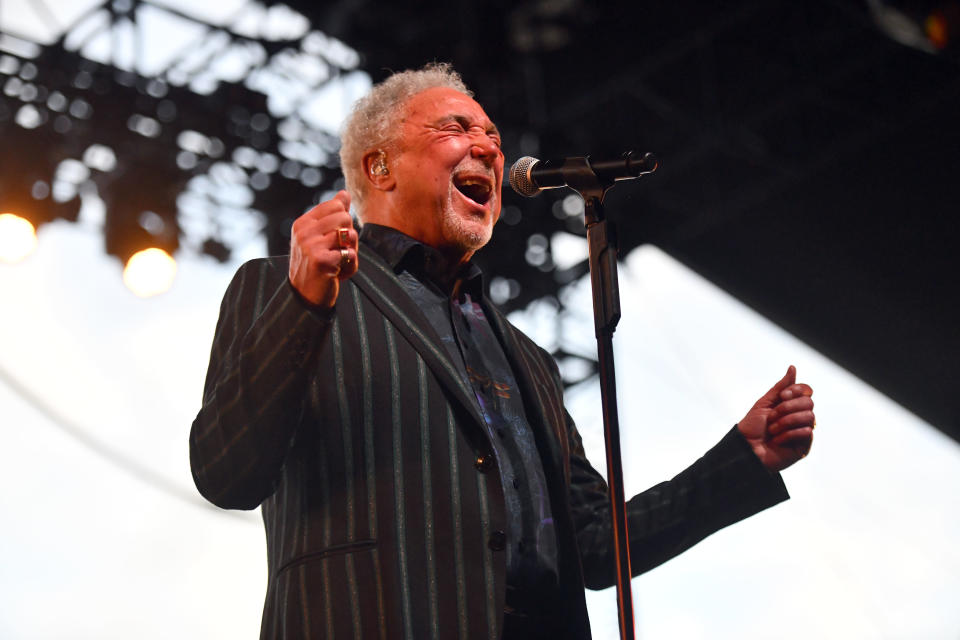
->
[189, 63, 815, 639]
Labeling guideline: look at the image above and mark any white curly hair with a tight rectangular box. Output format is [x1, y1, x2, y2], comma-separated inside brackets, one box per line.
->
[339, 62, 472, 219]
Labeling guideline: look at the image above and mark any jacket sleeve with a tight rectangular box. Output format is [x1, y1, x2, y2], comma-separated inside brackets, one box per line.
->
[189, 258, 334, 510]
[565, 411, 789, 590]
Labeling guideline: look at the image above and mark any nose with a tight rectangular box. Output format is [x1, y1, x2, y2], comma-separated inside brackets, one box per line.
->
[470, 135, 502, 163]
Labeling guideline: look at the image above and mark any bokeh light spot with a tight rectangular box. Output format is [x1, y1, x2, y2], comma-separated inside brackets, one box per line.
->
[122, 248, 177, 297]
[0, 213, 38, 263]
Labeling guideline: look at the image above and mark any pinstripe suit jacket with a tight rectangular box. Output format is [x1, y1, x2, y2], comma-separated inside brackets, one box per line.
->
[190, 244, 789, 640]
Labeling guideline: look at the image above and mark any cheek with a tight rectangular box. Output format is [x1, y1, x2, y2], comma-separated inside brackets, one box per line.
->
[436, 176, 455, 200]
[407, 168, 448, 197]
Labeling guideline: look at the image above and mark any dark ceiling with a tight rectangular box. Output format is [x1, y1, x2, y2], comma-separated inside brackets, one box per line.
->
[304, 0, 960, 439]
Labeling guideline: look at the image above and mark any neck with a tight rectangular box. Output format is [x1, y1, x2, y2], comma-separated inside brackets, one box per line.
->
[362, 209, 475, 272]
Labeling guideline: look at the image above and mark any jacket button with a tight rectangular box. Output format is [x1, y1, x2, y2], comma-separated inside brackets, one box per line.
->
[474, 454, 494, 472]
[488, 530, 506, 551]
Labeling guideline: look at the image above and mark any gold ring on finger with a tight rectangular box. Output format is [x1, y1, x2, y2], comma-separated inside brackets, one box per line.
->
[337, 227, 350, 249]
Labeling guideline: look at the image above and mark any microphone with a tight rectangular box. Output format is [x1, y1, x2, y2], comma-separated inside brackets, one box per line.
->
[509, 151, 658, 197]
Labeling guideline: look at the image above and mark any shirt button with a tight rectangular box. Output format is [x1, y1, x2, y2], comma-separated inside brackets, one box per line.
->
[288, 338, 308, 367]
[488, 530, 506, 551]
[474, 454, 494, 472]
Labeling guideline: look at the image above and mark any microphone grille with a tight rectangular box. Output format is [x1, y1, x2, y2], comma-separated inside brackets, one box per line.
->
[508, 156, 541, 197]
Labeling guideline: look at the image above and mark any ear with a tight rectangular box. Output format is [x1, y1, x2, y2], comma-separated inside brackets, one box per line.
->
[362, 149, 395, 191]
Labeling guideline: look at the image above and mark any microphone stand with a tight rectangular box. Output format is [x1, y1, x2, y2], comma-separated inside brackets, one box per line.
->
[559, 154, 655, 640]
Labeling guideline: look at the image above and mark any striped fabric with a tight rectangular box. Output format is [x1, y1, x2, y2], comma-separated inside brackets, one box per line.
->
[190, 246, 789, 639]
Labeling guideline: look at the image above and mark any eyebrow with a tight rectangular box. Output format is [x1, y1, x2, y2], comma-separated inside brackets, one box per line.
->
[435, 114, 500, 138]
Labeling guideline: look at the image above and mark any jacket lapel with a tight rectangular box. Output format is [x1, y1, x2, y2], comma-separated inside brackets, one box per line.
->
[351, 245, 489, 437]
[483, 302, 569, 482]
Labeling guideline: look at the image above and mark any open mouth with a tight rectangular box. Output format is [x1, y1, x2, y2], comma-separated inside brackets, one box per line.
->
[453, 174, 493, 207]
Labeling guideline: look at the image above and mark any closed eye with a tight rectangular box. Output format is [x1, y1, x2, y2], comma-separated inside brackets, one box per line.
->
[433, 116, 501, 147]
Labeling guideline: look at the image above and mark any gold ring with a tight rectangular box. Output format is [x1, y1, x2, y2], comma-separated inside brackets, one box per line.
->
[337, 227, 350, 249]
[340, 247, 351, 267]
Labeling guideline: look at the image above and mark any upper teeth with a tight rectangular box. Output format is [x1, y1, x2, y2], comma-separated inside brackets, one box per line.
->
[459, 178, 488, 189]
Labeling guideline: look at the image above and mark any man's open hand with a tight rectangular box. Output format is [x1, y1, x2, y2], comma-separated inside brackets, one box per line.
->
[738, 365, 815, 472]
[288, 190, 358, 308]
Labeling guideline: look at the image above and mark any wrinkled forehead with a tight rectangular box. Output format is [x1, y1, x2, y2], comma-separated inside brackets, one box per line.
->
[400, 87, 498, 133]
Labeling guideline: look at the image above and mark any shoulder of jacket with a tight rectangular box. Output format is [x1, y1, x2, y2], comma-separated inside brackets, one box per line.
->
[229, 255, 290, 284]
[239, 254, 289, 272]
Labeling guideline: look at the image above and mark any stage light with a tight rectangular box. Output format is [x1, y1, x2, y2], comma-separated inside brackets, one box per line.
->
[122, 247, 177, 297]
[926, 12, 950, 47]
[0, 170, 81, 259]
[0, 213, 38, 263]
[924, 4, 960, 50]
[0, 124, 83, 247]
[869, 0, 960, 55]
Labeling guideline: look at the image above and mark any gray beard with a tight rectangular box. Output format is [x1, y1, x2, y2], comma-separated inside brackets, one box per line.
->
[441, 213, 492, 254]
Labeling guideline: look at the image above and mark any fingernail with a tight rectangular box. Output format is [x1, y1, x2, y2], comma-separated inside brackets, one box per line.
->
[781, 390, 794, 400]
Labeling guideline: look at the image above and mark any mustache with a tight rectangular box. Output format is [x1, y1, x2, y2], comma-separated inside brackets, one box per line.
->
[452, 162, 497, 182]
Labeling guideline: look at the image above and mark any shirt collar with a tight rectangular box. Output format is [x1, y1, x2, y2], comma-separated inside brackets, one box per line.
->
[360, 223, 484, 298]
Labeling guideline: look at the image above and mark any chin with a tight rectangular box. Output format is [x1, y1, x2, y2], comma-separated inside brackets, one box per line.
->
[441, 200, 496, 254]
[445, 220, 492, 254]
